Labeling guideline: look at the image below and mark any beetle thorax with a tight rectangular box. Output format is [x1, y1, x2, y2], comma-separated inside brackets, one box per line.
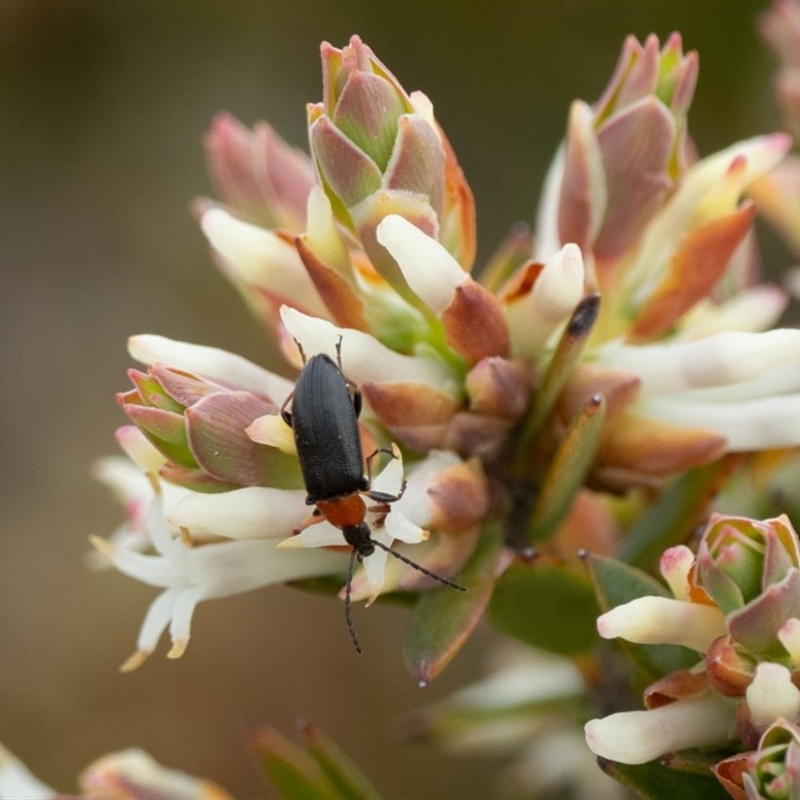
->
[316, 494, 367, 530]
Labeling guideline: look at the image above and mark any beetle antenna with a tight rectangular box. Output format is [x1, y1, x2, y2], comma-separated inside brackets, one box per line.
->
[344, 548, 363, 654]
[370, 539, 467, 591]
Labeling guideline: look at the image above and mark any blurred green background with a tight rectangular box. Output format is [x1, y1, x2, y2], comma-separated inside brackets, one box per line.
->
[0, 1, 781, 797]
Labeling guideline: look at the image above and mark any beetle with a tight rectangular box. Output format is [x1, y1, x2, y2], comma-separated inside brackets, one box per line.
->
[281, 337, 465, 652]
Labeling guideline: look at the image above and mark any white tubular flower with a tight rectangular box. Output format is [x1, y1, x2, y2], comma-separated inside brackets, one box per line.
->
[679, 284, 788, 338]
[128, 334, 295, 402]
[92, 454, 191, 556]
[626, 134, 791, 305]
[376, 214, 467, 314]
[0, 743, 54, 800]
[599, 329, 800, 450]
[584, 694, 737, 765]
[305, 185, 350, 269]
[503, 243, 586, 358]
[168, 486, 309, 540]
[746, 663, 800, 728]
[597, 596, 727, 653]
[279, 305, 458, 392]
[114, 424, 166, 473]
[93, 486, 346, 670]
[200, 207, 327, 318]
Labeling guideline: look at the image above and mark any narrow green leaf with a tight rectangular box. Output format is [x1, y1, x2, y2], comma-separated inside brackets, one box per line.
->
[251, 726, 339, 800]
[403, 526, 504, 686]
[619, 456, 740, 570]
[599, 756, 730, 800]
[487, 558, 600, 655]
[527, 394, 606, 543]
[584, 552, 699, 678]
[301, 721, 382, 800]
[521, 294, 601, 444]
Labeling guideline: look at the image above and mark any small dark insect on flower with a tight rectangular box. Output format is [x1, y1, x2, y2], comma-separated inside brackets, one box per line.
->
[281, 337, 466, 653]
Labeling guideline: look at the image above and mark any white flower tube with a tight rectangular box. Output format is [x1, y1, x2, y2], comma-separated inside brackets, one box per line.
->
[659, 545, 695, 600]
[585, 695, 737, 765]
[128, 334, 294, 402]
[602, 330, 800, 398]
[503, 243, 585, 357]
[597, 596, 726, 652]
[169, 486, 309, 540]
[376, 214, 467, 314]
[200, 208, 327, 317]
[280, 306, 458, 392]
[746, 662, 800, 727]
[93, 489, 346, 669]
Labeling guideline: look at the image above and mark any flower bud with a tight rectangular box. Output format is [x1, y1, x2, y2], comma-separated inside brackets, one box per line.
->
[539, 34, 698, 267]
[743, 718, 800, 799]
[118, 365, 296, 489]
[309, 36, 474, 298]
[203, 112, 315, 232]
[695, 514, 800, 615]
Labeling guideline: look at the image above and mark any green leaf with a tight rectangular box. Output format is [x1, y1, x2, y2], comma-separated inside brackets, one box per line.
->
[599, 756, 730, 800]
[619, 456, 739, 570]
[585, 551, 670, 608]
[251, 726, 339, 800]
[301, 721, 382, 800]
[584, 553, 699, 679]
[527, 394, 606, 543]
[252, 724, 381, 800]
[487, 558, 600, 655]
[521, 294, 601, 444]
[403, 525, 504, 686]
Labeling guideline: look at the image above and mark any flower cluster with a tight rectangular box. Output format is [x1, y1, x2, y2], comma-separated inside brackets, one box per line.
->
[585, 514, 800, 796]
[90, 9, 800, 798]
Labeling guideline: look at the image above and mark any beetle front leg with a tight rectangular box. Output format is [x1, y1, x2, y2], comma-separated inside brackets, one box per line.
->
[293, 507, 324, 535]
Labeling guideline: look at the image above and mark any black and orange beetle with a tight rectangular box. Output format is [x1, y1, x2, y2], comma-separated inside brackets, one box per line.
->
[281, 338, 465, 652]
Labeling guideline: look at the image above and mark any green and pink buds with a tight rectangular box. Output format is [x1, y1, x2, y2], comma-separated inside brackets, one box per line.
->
[539, 33, 698, 270]
[308, 35, 475, 297]
[587, 514, 800, 774]
[117, 335, 297, 490]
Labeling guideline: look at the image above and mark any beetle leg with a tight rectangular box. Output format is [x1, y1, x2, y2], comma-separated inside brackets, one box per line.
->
[292, 337, 308, 365]
[334, 334, 344, 370]
[367, 500, 390, 524]
[293, 507, 324, 535]
[364, 444, 406, 502]
[364, 446, 397, 480]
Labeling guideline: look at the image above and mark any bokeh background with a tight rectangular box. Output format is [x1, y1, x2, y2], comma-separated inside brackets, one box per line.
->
[0, 1, 785, 797]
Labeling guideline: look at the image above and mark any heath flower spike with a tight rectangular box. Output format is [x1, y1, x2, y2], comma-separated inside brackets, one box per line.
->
[97, 33, 800, 771]
[587, 515, 800, 772]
